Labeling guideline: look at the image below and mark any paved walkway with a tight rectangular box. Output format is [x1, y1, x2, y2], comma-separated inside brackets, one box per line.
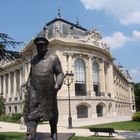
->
[0, 115, 140, 139]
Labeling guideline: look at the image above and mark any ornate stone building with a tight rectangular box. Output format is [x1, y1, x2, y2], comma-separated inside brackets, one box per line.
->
[0, 16, 135, 119]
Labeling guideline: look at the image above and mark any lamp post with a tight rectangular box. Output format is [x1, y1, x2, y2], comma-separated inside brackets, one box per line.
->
[64, 71, 74, 129]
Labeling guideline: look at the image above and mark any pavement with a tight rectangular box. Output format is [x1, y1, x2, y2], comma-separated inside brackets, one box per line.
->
[0, 115, 140, 139]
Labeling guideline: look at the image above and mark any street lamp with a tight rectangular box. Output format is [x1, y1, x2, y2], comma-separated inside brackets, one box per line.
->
[64, 71, 74, 129]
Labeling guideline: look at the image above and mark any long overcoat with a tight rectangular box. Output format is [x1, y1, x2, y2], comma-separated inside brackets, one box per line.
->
[24, 51, 64, 122]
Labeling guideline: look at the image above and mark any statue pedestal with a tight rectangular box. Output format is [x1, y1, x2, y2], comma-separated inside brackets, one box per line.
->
[23, 132, 75, 140]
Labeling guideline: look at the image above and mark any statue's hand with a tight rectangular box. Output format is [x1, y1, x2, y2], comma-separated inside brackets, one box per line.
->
[21, 82, 27, 87]
[54, 83, 60, 92]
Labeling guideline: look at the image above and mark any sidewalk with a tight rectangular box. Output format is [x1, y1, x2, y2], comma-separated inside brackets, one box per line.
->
[0, 115, 140, 139]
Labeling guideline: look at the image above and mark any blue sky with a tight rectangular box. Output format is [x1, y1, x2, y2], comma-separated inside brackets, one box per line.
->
[0, 0, 140, 83]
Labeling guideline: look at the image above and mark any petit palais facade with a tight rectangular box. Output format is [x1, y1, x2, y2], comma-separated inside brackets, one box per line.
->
[0, 17, 136, 119]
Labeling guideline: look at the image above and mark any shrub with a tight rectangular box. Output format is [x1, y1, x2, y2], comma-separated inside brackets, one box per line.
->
[132, 112, 140, 121]
[11, 113, 22, 121]
[0, 113, 22, 123]
[0, 114, 12, 122]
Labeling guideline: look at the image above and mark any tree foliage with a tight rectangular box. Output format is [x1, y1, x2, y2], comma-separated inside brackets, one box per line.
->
[132, 112, 140, 121]
[0, 33, 23, 61]
[134, 82, 140, 111]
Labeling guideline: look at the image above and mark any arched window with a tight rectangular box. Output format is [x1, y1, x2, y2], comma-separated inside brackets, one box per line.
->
[74, 58, 86, 96]
[77, 105, 88, 118]
[93, 62, 99, 96]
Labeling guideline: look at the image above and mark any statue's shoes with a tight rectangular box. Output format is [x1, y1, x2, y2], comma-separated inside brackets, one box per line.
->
[51, 133, 57, 140]
[25, 134, 36, 140]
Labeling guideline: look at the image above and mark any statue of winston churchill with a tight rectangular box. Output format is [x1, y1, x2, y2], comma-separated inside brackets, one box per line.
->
[23, 33, 64, 140]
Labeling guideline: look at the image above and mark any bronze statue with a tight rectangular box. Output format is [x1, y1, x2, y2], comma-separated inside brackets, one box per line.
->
[23, 34, 64, 140]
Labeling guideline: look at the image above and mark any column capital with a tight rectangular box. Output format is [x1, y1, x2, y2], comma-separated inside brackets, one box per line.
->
[64, 52, 74, 57]
[88, 55, 92, 59]
[92, 56, 104, 63]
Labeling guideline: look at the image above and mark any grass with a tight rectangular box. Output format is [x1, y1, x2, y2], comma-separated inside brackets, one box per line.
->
[0, 121, 140, 140]
[71, 136, 119, 140]
[0, 132, 25, 140]
[0, 132, 138, 140]
[0, 133, 120, 140]
[72, 137, 140, 140]
[82, 121, 140, 131]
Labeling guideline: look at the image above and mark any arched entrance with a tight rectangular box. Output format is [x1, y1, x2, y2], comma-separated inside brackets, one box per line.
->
[96, 105, 103, 117]
[77, 105, 88, 118]
[96, 103, 106, 117]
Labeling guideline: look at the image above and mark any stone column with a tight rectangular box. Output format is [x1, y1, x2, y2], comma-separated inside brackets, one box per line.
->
[8, 73, 11, 99]
[17, 69, 21, 100]
[68, 53, 75, 96]
[17, 70, 20, 99]
[19, 67, 23, 100]
[10, 72, 14, 99]
[88, 56, 94, 96]
[5, 74, 9, 100]
[13, 71, 17, 98]
[92, 104, 97, 118]
[24, 62, 27, 82]
[4, 74, 9, 100]
[108, 64, 115, 98]
[99, 60, 106, 95]
[25, 62, 31, 82]
[105, 63, 109, 95]
[68, 53, 72, 71]
[21, 62, 25, 84]
[3, 75, 6, 99]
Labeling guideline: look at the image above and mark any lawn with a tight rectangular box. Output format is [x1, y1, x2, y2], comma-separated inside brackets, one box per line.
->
[0, 121, 140, 140]
[0, 132, 139, 140]
[83, 121, 140, 131]
[0, 133, 119, 140]
[71, 136, 119, 140]
[0, 132, 25, 140]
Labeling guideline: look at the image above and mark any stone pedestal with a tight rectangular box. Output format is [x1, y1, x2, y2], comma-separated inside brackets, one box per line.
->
[23, 132, 75, 140]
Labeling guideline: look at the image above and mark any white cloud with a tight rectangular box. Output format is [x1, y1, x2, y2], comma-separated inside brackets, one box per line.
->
[80, 0, 106, 10]
[130, 69, 140, 77]
[102, 32, 129, 49]
[102, 30, 140, 49]
[80, 0, 140, 25]
[132, 30, 140, 40]
[120, 12, 140, 25]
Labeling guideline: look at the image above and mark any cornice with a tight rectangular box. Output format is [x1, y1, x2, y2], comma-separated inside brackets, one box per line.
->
[49, 37, 112, 60]
[113, 64, 133, 84]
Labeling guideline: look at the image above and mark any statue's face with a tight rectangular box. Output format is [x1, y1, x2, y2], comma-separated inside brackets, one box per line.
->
[36, 43, 48, 56]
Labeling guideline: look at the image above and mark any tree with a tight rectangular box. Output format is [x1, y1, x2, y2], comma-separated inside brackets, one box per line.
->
[134, 82, 140, 111]
[0, 33, 22, 61]
[0, 96, 5, 115]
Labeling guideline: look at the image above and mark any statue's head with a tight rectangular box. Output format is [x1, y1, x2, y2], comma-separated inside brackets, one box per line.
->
[34, 37, 49, 56]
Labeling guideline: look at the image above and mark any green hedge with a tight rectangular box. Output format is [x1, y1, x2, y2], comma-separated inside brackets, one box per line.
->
[132, 112, 140, 121]
[0, 113, 22, 123]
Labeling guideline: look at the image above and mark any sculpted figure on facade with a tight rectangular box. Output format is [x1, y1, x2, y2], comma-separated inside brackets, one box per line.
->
[78, 28, 101, 45]
[23, 32, 64, 140]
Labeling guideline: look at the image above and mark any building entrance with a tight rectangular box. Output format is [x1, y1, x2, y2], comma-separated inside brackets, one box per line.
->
[96, 104, 103, 117]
